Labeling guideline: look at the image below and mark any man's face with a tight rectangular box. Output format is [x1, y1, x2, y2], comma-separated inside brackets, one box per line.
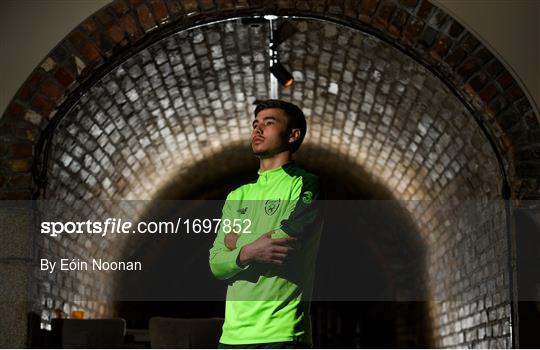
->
[251, 108, 290, 158]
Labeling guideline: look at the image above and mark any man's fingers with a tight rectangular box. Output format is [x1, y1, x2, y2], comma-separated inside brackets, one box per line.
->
[273, 242, 297, 252]
[273, 246, 293, 254]
[273, 252, 287, 260]
[270, 253, 287, 265]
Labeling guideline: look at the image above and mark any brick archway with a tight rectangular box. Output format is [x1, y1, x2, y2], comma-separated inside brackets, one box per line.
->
[0, 0, 538, 201]
[0, 1, 538, 348]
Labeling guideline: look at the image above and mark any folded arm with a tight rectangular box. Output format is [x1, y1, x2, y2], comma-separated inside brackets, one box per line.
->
[208, 196, 252, 280]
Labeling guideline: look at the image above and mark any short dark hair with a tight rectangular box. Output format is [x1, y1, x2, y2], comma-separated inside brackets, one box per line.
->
[253, 99, 306, 153]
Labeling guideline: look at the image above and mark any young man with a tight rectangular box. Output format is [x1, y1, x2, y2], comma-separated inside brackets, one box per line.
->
[209, 100, 324, 349]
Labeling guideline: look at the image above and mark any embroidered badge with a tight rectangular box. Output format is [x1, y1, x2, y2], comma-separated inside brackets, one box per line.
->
[302, 191, 313, 204]
[265, 199, 281, 215]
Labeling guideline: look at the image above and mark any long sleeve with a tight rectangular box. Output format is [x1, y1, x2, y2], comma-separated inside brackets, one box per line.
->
[208, 193, 251, 280]
[274, 174, 323, 238]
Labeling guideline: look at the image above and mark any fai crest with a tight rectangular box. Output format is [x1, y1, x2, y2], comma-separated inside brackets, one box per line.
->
[265, 199, 281, 215]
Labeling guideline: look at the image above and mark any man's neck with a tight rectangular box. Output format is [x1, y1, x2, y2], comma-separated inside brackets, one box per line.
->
[259, 151, 293, 172]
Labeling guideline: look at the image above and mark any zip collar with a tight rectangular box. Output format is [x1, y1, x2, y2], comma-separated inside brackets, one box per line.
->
[257, 161, 295, 183]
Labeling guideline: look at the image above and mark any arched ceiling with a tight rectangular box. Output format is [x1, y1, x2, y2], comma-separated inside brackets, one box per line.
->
[1, 4, 521, 344]
[1, 0, 538, 202]
[2, 0, 538, 116]
[46, 18, 501, 206]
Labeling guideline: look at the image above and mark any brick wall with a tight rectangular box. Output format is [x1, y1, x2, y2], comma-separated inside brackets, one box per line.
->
[33, 17, 511, 347]
[1, 0, 538, 347]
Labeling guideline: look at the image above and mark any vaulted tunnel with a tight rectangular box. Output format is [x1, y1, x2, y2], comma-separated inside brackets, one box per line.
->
[1, 1, 539, 348]
[37, 17, 506, 348]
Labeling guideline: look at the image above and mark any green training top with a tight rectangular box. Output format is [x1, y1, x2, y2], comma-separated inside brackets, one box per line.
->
[208, 160, 324, 346]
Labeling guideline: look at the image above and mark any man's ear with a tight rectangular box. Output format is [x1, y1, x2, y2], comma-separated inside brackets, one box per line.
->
[288, 128, 301, 144]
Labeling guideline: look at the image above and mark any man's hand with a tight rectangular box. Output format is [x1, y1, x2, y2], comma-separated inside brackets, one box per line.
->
[224, 233, 238, 250]
[238, 230, 297, 266]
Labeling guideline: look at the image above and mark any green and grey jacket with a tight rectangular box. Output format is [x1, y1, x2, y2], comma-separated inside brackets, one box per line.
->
[209, 160, 324, 346]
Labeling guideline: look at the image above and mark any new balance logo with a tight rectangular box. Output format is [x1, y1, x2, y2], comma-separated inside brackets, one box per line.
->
[237, 207, 248, 214]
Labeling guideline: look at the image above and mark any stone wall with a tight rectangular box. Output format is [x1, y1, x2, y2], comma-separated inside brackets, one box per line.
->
[1, 0, 538, 347]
